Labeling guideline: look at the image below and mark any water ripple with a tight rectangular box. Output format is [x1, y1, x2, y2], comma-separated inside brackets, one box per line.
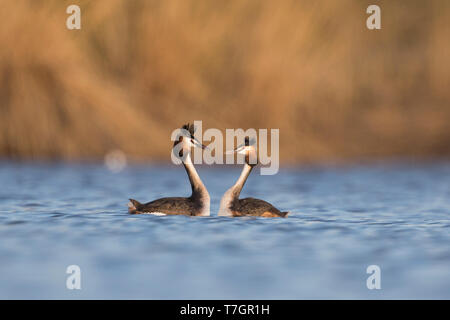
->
[0, 162, 449, 299]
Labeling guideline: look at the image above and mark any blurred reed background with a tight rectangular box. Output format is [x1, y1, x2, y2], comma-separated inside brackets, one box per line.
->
[0, 0, 449, 164]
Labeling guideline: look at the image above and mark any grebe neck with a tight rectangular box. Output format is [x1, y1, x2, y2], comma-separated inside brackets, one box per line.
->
[183, 153, 210, 214]
[218, 163, 253, 216]
[230, 163, 253, 199]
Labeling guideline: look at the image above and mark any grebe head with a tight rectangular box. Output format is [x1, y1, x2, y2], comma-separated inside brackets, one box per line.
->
[173, 123, 207, 159]
[227, 136, 258, 167]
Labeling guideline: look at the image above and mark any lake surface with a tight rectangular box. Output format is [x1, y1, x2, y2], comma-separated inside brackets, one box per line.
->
[0, 161, 449, 299]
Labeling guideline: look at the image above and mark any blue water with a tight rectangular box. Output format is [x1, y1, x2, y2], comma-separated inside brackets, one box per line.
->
[0, 161, 449, 299]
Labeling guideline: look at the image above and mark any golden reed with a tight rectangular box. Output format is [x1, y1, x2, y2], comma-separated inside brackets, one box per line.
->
[0, 0, 449, 163]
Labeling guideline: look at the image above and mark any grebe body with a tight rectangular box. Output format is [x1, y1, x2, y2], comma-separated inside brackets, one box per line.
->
[128, 123, 210, 216]
[218, 137, 288, 218]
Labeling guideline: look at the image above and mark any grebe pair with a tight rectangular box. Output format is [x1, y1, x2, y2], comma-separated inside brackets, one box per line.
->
[128, 124, 288, 218]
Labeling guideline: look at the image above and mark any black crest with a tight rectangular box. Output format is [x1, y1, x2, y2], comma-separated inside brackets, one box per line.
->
[244, 136, 256, 146]
[182, 123, 196, 138]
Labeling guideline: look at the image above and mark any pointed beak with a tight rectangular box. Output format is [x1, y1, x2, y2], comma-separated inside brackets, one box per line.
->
[225, 144, 246, 155]
[225, 137, 256, 154]
[191, 137, 208, 150]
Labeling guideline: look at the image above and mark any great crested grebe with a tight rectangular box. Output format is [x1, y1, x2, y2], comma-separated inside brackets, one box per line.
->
[128, 123, 210, 216]
[218, 137, 288, 218]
